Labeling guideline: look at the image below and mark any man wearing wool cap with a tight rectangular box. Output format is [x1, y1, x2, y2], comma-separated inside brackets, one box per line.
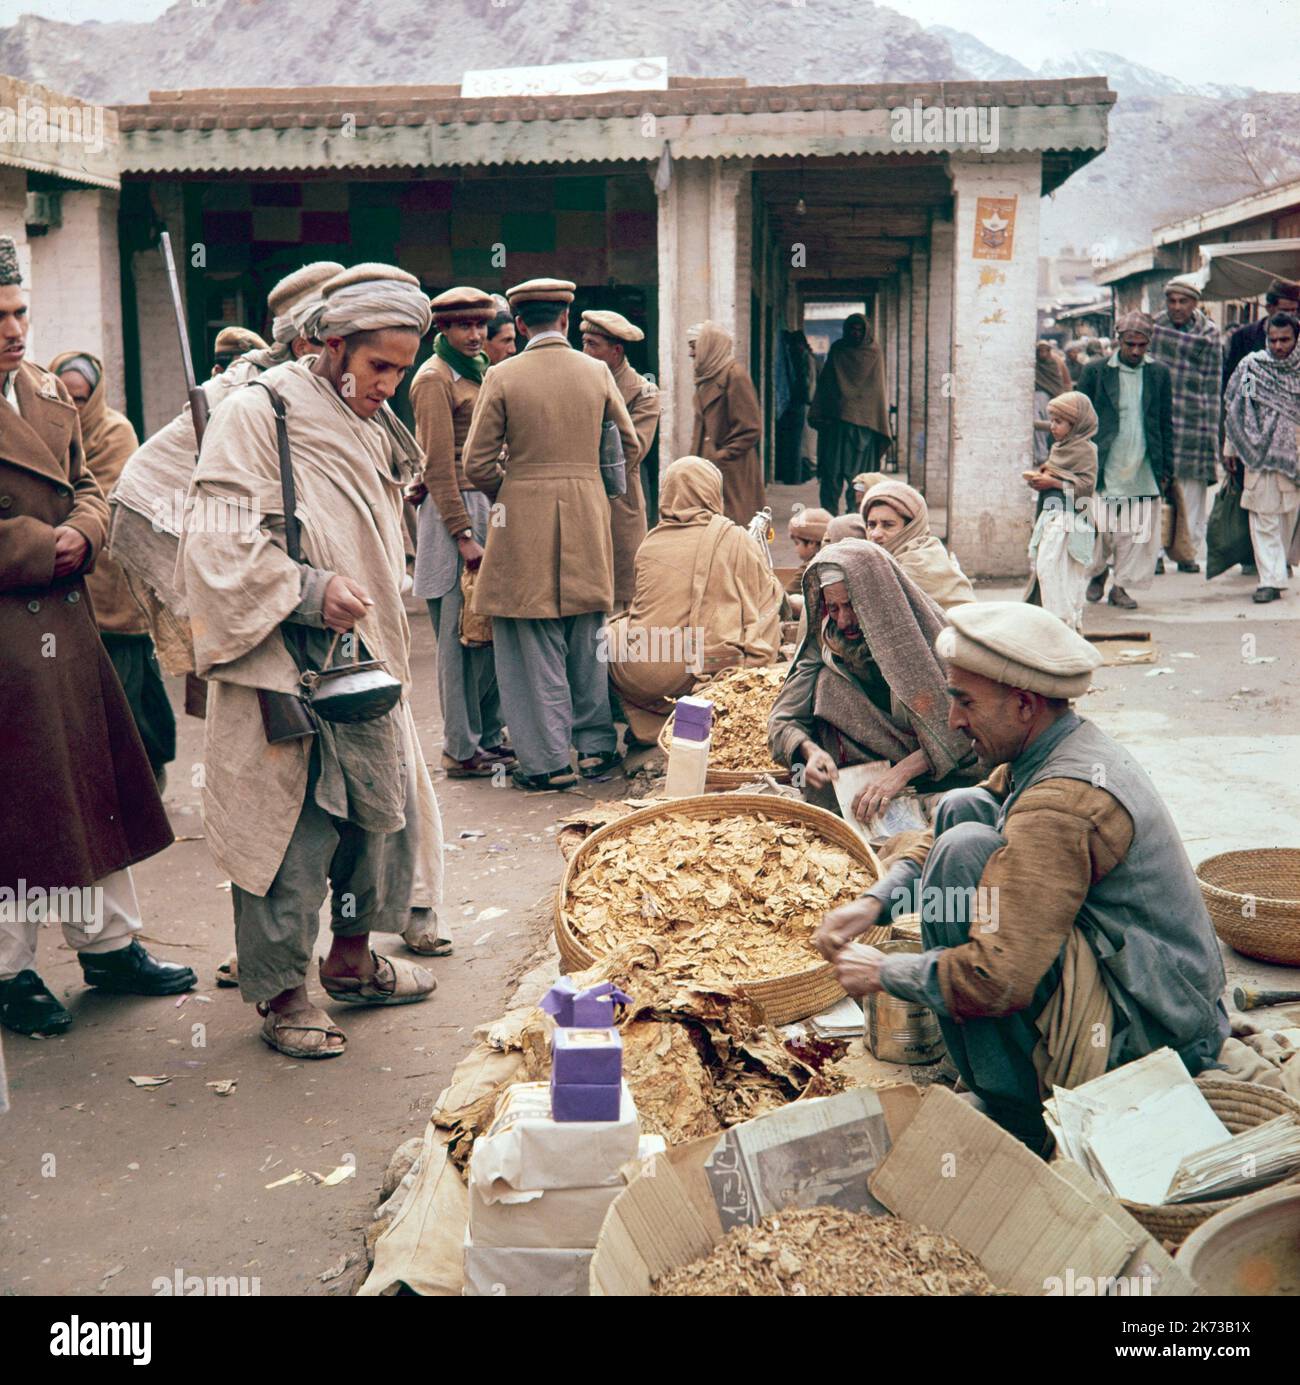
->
[818, 601, 1228, 1152]
[180, 262, 444, 1060]
[580, 308, 660, 605]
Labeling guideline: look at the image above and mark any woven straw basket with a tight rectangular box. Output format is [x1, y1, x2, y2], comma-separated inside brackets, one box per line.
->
[1197, 848, 1300, 965]
[1055, 1078, 1300, 1248]
[555, 794, 885, 1027]
[657, 714, 792, 791]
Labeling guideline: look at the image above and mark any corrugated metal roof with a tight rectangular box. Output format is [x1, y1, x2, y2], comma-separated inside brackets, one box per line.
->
[117, 77, 1113, 175]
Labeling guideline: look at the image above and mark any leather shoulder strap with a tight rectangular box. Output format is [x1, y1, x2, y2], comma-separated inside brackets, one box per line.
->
[247, 379, 301, 563]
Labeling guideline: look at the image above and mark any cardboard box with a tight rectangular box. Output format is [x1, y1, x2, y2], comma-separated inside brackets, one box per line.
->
[550, 1077, 621, 1122]
[462, 1238, 594, 1297]
[469, 1080, 639, 1192]
[551, 1026, 623, 1086]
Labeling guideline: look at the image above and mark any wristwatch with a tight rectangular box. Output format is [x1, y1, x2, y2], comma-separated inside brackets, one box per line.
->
[457, 528, 473, 541]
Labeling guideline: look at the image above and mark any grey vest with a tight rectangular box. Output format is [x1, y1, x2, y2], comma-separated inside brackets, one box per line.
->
[1002, 717, 1228, 1073]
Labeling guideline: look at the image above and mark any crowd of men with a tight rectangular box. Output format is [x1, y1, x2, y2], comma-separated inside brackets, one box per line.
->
[1, 231, 1294, 1159]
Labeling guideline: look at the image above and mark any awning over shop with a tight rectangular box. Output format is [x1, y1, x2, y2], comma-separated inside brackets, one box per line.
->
[1189, 238, 1300, 301]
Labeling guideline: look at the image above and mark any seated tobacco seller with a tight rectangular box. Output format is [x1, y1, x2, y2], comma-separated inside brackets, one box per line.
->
[767, 539, 980, 823]
[817, 602, 1229, 1152]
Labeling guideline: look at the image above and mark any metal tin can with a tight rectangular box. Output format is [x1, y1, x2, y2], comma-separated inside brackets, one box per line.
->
[866, 940, 945, 1065]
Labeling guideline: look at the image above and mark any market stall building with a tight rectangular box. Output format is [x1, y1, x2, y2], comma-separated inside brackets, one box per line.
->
[8, 71, 1114, 577]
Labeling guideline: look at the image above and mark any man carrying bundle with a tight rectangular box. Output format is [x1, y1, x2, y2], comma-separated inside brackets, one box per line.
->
[818, 602, 1228, 1152]
[180, 264, 440, 1059]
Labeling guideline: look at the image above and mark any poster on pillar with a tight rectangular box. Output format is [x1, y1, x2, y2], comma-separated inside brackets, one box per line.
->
[972, 196, 1017, 261]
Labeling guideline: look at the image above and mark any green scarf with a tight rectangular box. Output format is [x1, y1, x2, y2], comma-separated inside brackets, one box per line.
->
[433, 332, 488, 383]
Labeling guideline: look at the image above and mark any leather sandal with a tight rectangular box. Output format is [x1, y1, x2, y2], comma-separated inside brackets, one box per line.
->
[256, 1001, 346, 1059]
[510, 765, 577, 792]
[577, 750, 624, 780]
[403, 909, 453, 958]
[441, 751, 500, 779]
[216, 951, 239, 988]
[318, 952, 436, 1007]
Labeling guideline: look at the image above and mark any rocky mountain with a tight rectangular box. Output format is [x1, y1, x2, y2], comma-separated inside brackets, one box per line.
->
[2, 0, 1296, 259]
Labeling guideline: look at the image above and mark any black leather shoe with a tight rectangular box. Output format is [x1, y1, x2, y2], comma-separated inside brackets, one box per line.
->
[0, 970, 73, 1036]
[1108, 586, 1138, 610]
[79, 939, 196, 995]
[1253, 586, 1281, 604]
[1085, 576, 1106, 603]
[1177, 561, 1201, 573]
[1154, 557, 1165, 575]
[1241, 562, 1257, 576]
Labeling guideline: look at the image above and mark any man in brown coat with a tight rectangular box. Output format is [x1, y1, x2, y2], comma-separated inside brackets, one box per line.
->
[0, 237, 193, 1038]
[579, 309, 660, 611]
[463, 278, 638, 791]
[688, 320, 766, 525]
[408, 286, 512, 782]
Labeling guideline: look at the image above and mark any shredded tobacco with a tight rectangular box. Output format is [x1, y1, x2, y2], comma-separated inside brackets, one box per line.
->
[674, 665, 789, 773]
[653, 1205, 998, 1296]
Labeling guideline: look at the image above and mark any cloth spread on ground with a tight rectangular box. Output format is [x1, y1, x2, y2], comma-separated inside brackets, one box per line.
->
[609, 457, 782, 740]
[1148, 310, 1222, 484]
[863, 479, 975, 610]
[809, 315, 891, 437]
[178, 359, 412, 894]
[1224, 346, 1300, 482]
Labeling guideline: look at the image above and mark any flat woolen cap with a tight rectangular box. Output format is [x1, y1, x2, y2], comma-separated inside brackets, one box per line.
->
[430, 286, 496, 320]
[506, 277, 575, 306]
[214, 325, 269, 354]
[580, 309, 643, 343]
[267, 261, 344, 316]
[1163, 274, 1203, 302]
[935, 601, 1101, 699]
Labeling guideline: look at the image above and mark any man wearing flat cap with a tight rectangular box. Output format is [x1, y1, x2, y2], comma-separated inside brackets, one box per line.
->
[818, 602, 1228, 1152]
[0, 235, 195, 1038]
[1148, 275, 1221, 573]
[211, 325, 269, 375]
[462, 279, 639, 791]
[580, 309, 660, 608]
[407, 287, 512, 782]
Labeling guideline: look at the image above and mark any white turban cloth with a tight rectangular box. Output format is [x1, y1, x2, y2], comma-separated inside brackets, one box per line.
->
[303, 280, 433, 342]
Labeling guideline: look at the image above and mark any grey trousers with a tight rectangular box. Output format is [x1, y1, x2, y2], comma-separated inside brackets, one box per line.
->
[817, 422, 880, 515]
[492, 613, 617, 778]
[896, 787, 1064, 1150]
[426, 593, 503, 763]
[231, 749, 416, 1005]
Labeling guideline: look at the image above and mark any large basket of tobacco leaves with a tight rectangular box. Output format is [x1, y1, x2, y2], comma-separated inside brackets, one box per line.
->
[657, 665, 792, 790]
[555, 795, 885, 1026]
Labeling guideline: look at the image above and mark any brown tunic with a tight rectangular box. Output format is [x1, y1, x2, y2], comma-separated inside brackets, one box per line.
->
[0, 361, 173, 889]
[691, 359, 766, 525]
[609, 358, 660, 606]
[409, 354, 481, 538]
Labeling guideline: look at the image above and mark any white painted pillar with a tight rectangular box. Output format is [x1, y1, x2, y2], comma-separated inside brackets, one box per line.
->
[28, 189, 126, 410]
[908, 244, 929, 491]
[947, 155, 1042, 576]
[925, 214, 955, 536]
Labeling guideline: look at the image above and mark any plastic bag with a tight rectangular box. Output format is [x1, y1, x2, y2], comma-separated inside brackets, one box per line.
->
[1205, 471, 1253, 580]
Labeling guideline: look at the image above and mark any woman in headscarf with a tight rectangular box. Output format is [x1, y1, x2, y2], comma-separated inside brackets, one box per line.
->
[50, 351, 177, 788]
[860, 478, 975, 611]
[608, 457, 785, 744]
[688, 321, 766, 525]
[769, 540, 980, 820]
[1023, 390, 1098, 631]
[808, 313, 892, 515]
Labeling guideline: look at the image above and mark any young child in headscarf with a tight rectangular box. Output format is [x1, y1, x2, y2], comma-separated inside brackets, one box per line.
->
[1023, 390, 1098, 631]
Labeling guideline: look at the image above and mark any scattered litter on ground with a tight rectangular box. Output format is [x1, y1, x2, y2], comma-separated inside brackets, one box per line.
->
[476, 906, 507, 922]
[96, 1263, 126, 1292]
[319, 1253, 352, 1282]
[206, 1079, 237, 1097]
[1144, 667, 1174, 677]
[127, 1075, 171, 1088]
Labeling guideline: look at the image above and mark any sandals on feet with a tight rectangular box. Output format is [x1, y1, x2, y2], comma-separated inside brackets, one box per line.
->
[403, 910, 453, 958]
[577, 750, 623, 780]
[216, 951, 239, 988]
[318, 951, 436, 1006]
[256, 1001, 346, 1059]
[510, 765, 577, 792]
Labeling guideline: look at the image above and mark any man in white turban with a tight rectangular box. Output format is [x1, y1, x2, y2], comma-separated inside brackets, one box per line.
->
[180, 264, 442, 1061]
[816, 602, 1227, 1153]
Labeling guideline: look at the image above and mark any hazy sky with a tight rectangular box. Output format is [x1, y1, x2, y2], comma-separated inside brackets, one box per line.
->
[7, 0, 1292, 91]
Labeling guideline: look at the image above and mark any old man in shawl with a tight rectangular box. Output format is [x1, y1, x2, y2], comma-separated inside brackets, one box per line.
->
[51, 350, 175, 784]
[808, 314, 892, 515]
[1224, 310, 1300, 603]
[860, 478, 974, 611]
[819, 602, 1227, 1153]
[768, 540, 979, 822]
[180, 264, 441, 1059]
[1148, 275, 1221, 571]
[607, 456, 785, 744]
[688, 321, 765, 526]
[1023, 391, 1097, 628]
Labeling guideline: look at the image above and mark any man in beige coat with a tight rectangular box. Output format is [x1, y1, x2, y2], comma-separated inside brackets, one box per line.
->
[463, 278, 638, 791]
[579, 309, 660, 610]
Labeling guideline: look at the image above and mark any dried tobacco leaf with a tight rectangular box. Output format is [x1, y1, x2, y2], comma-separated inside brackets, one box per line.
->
[653, 1205, 998, 1297]
[670, 665, 789, 773]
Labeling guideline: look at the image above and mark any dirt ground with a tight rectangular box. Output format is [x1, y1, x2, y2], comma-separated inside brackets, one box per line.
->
[3, 479, 1298, 1297]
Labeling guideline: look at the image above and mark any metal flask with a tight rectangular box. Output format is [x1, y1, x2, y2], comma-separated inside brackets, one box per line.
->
[301, 632, 402, 724]
[866, 940, 945, 1066]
